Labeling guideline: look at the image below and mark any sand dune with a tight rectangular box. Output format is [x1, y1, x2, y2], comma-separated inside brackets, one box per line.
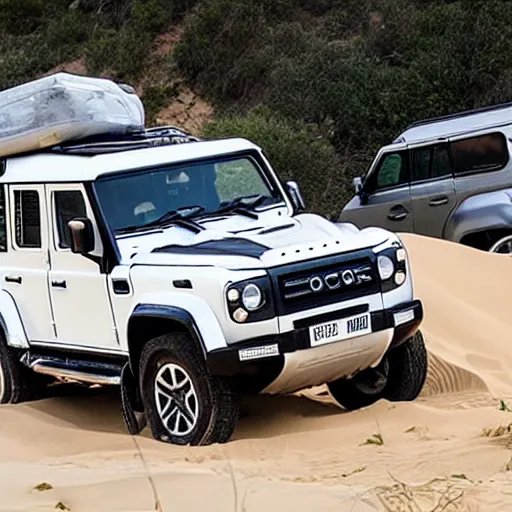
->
[2, 234, 512, 511]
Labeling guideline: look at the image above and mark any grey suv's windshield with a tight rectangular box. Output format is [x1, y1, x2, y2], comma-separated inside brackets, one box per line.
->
[94, 155, 282, 234]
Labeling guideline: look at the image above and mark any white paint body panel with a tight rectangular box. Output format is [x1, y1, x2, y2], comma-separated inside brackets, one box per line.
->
[45, 183, 119, 348]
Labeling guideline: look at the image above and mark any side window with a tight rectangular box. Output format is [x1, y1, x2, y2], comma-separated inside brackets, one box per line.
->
[412, 148, 430, 182]
[14, 190, 41, 249]
[366, 152, 408, 193]
[450, 133, 508, 175]
[0, 186, 6, 252]
[54, 191, 87, 249]
[411, 144, 452, 182]
[431, 144, 452, 179]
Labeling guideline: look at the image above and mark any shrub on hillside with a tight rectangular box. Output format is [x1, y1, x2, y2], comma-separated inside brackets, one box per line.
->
[202, 113, 355, 219]
[175, 0, 297, 102]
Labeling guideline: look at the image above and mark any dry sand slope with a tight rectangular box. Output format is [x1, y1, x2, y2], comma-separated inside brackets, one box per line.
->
[2, 234, 512, 511]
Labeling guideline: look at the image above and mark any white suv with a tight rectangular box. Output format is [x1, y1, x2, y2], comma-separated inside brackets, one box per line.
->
[0, 126, 427, 446]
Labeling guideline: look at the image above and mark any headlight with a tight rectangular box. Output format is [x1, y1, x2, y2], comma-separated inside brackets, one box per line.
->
[226, 276, 275, 323]
[375, 242, 409, 292]
[377, 255, 395, 280]
[242, 284, 263, 311]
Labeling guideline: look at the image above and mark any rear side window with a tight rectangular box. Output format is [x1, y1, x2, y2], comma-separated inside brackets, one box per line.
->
[54, 191, 87, 249]
[14, 190, 41, 248]
[411, 143, 452, 182]
[450, 133, 508, 175]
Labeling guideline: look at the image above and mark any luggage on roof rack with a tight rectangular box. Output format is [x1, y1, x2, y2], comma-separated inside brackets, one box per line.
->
[0, 72, 145, 158]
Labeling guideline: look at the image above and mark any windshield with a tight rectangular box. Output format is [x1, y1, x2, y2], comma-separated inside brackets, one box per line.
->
[94, 154, 283, 234]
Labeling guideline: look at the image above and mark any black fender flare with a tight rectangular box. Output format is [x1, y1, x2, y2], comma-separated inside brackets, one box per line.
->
[126, 303, 208, 375]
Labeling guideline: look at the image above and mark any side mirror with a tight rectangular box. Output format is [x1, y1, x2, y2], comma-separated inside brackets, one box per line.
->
[353, 176, 369, 205]
[353, 176, 363, 195]
[286, 180, 306, 212]
[68, 218, 95, 254]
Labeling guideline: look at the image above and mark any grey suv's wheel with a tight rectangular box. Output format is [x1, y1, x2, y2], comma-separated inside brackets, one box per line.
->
[139, 332, 239, 446]
[327, 331, 428, 411]
[489, 235, 512, 254]
[0, 335, 47, 404]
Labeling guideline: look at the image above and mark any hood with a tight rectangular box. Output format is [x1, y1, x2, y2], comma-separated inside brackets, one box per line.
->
[118, 208, 391, 270]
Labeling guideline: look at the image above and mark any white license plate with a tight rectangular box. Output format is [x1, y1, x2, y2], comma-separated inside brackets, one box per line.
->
[309, 312, 372, 347]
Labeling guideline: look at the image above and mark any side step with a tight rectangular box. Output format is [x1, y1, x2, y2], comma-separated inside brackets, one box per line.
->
[21, 353, 123, 386]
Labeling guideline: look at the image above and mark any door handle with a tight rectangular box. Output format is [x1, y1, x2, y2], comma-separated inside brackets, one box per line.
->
[388, 212, 407, 221]
[5, 276, 22, 284]
[51, 280, 67, 289]
[387, 205, 409, 221]
[429, 196, 449, 207]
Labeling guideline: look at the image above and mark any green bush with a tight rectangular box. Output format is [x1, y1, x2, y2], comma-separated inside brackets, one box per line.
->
[175, 0, 297, 102]
[86, 27, 153, 81]
[0, 0, 46, 35]
[201, 113, 353, 219]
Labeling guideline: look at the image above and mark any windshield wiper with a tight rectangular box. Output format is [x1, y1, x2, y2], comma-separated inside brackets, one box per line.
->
[116, 205, 206, 235]
[210, 195, 276, 219]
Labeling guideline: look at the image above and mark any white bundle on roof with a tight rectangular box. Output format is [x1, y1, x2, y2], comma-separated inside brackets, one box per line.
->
[0, 72, 145, 157]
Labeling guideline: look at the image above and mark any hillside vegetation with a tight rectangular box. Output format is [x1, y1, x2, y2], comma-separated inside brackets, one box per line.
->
[1, 0, 512, 217]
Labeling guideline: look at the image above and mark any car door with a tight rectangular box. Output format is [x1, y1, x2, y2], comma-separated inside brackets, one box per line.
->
[340, 148, 414, 233]
[2, 184, 55, 341]
[46, 183, 120, 351]
[409, 142, 456, 238]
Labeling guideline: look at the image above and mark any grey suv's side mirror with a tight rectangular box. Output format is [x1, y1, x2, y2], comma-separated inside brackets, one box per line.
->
[68, 218, 95, 254]
[286, 180, 306, 212]
[353, 176, 369, 205]
[353, 176, 363, 194]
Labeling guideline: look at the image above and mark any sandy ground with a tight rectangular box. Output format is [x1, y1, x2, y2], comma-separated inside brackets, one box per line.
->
[2, 234, 512, 511]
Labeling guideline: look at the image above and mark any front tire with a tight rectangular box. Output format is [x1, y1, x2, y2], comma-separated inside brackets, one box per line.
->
[327, 331, 428, 411]
[139, 333, 239, 446]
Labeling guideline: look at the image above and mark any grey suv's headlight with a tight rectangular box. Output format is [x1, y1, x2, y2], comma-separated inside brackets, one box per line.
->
[226, 276, 275, 323]
[376, 243, 408, 291]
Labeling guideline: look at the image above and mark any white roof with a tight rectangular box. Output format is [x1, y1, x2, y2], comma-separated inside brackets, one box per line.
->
[395, 104, 512, 145]
[0, 138, 260, 183]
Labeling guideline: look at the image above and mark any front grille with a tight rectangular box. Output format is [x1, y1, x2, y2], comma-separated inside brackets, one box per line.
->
[268, 250, 380, 315]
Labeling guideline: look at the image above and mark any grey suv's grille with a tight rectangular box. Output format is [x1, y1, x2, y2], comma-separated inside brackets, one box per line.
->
[269, 252, 379, 315]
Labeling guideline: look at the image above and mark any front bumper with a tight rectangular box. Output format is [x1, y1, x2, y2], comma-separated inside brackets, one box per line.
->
[206, 299, 423, 378]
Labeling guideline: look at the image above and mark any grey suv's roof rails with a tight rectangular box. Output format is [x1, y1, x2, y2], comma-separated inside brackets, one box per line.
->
[47, 125, 200, 156]
[404, 101, 512, 130]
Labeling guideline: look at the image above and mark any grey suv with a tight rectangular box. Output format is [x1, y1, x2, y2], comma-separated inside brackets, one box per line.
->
[339, 102, 512, 254]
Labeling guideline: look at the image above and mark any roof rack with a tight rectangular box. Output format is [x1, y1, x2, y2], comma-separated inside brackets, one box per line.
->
[47, 125, 201, 156]
[404, 101, 512, 131]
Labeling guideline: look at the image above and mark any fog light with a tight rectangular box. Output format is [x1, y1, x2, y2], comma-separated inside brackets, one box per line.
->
[377, 255, 394, 280]
[227, 288, 240, 302]
[394, 309, 414, 326]
[239, 344, 279, 361]
[396, 248, 407, 262]
[394, 271, 406, 286]
[233, 307, 249, 323]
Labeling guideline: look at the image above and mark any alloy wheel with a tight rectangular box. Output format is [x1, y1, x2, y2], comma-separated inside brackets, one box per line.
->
[154, 363, 199, 437]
